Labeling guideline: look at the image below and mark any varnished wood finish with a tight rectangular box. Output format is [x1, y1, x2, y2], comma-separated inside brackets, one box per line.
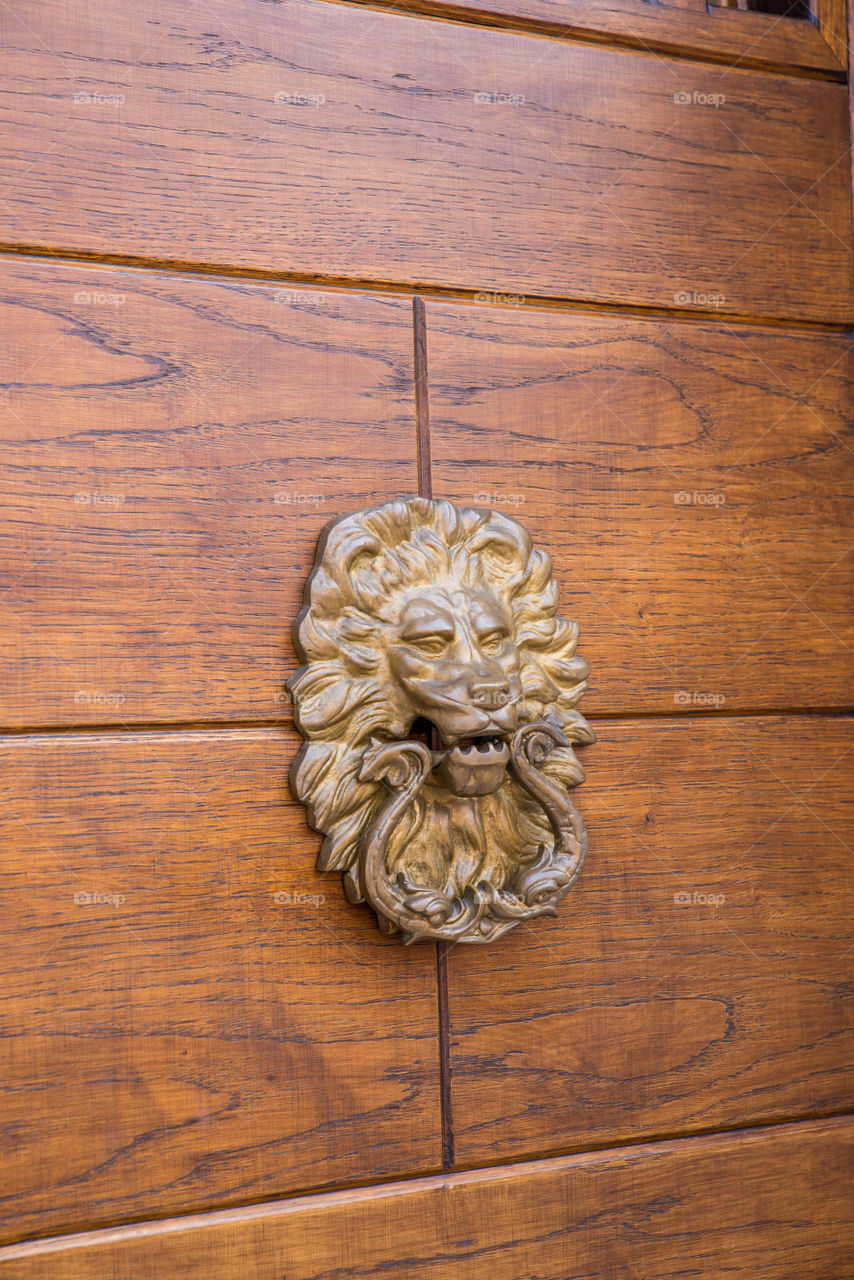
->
[6, 271, 852, 728]
[2, 1117, 852, 1278]
[2, 0, 852, 1267]
[2, 2, 852, 321]
[816, 0, 848, 66]
[423, 300, 854, 717]
[0, 728, 441, 1243]
[0, 259, 416, 727]
[442, 715, 854, 1166]
[380, 0, 846, 74]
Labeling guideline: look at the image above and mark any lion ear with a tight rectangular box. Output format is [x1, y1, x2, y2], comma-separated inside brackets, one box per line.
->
[335, 643, 382, 673]
[334, 612, 385, 672]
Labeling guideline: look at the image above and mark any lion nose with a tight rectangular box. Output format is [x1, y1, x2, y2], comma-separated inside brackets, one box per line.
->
[471, 682, 511, 710]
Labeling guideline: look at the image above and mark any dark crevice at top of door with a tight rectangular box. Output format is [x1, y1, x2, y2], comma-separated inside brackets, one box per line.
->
[708, 0, 812, 17]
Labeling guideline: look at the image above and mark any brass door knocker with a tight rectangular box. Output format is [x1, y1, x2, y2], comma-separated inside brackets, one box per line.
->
[288, 498, 593, 944]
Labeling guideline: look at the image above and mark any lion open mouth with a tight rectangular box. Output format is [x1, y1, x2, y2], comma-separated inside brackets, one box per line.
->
[433, 733, 511, 797]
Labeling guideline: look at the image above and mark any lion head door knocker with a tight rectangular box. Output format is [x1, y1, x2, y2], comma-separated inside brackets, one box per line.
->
[287, 498, 593, 944]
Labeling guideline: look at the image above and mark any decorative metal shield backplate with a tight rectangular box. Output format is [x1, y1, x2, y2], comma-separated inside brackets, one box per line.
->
[287, 498, 593, 944]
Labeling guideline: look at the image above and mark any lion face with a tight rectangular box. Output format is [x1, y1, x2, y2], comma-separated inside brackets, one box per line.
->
[388, 585, 522, 796]
[288, 498, 593, 940]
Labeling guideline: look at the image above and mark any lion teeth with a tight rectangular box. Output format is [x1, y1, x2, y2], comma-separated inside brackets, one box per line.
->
[447, 737, 508, 763]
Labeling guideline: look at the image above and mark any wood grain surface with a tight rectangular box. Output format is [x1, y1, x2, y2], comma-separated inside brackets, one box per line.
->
[0, 727, 441, 1244]
[6, 268, 853, 728]
[816, 0, 849, 67]
[2, 1, 852, 320]
[423, 300, 854, 717]
[389, 0, 846, 74]
[2, 0, 852, 1264]
[2, 1117, 852, 1279]
[0, 258, 417, 727]
[442, 714, 854, 1167]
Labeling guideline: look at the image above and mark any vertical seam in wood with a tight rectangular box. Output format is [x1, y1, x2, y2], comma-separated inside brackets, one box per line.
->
[436, 942, 455, 1170]
[413, 296, 433, 500]
[413, 294, 453, 1169]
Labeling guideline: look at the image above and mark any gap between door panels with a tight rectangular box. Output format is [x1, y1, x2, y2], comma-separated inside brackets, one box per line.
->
[413, 296, 455, 1171]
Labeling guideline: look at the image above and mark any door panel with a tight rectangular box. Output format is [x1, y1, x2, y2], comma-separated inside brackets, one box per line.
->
[0, 728, 442, 1242]
[3, 1118, 851, 1279]
[0, 260, 417, 727]
[423, 300, 854, 715]
[441, 715, 854, 1166]
[2, 1, 852, 320]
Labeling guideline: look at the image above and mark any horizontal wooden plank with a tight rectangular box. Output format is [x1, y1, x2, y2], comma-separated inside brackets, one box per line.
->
[2, 1117, 852, 1278]
[5, 267, 852, 729]
[442, 715, 854, 1167]
[0, 727, 441, 1243]
[393, 0, 845, 75]
[424, 300, 854, 715]
[0, 258, 417, 727]
[2, 1, 852, 320]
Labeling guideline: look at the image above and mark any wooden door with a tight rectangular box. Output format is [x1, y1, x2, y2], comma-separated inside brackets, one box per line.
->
[1, 1, 852, 1275]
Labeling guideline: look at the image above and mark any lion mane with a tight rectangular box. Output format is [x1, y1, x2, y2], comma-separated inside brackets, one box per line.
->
[288, 498, 593, 909]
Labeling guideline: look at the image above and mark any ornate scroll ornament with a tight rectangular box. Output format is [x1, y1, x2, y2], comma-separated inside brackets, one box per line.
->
[287, 498, 593, 944]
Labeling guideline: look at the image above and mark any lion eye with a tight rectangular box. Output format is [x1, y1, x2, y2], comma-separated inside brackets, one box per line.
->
[480, 632, 507, 654]
[410, 635, 449, 655]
